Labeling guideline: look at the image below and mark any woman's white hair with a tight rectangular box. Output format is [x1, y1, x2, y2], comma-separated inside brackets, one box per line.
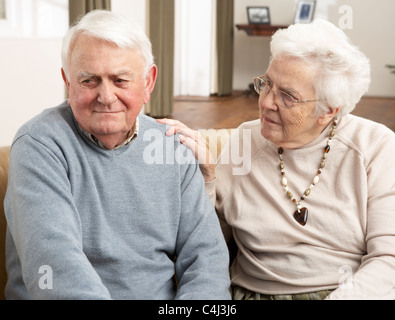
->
[61, 10, 154, 80]
[270, 19, 371, 117]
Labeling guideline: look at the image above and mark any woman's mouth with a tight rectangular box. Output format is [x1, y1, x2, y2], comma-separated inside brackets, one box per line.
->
[263, 115, 278, 125]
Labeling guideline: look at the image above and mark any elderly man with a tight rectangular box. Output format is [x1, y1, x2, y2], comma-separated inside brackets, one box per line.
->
[4, 10, 230, 300]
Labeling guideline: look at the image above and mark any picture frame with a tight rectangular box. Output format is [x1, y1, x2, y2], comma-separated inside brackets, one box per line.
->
[247, 7, 270, 25]
[294, 0, 316, 24]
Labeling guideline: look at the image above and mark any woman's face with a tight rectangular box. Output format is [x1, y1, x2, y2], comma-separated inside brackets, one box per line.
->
[258, 56, 329, 149]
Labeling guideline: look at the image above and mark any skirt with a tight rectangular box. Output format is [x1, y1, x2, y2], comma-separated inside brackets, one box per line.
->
[232, 285, 334, 300]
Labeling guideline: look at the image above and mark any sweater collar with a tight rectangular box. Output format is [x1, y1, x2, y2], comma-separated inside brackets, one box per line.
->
[77, 117, 139, 150]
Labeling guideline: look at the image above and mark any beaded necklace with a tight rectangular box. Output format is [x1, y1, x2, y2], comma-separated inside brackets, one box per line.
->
[278, 118, 338, 226]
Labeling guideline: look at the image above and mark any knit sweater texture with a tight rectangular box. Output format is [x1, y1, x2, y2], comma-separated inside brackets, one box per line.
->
[5, 102, 231, 300]
[206, 115, 395, 299]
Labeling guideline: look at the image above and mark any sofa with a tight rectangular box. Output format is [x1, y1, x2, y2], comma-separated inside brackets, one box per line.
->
[0, 129, 234, 299]
[0, 146, 10, 300]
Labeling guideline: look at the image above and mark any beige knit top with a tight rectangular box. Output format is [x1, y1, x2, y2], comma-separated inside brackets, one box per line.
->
[206, 115, 395, 299]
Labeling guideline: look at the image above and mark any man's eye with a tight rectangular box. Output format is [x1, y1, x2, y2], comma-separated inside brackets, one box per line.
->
[114, 78, 129, 87]
[81, 79, 98, 87]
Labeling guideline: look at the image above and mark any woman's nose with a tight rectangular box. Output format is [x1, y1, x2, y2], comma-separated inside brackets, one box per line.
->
[259, 90, 278, 111]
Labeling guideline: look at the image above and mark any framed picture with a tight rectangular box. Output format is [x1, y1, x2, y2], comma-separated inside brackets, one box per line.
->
[294, 0, 316, 24]
[247, 7, 270, 25]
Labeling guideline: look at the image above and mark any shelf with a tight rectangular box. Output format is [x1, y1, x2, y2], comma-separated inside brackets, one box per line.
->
[236, 24, 288, 36]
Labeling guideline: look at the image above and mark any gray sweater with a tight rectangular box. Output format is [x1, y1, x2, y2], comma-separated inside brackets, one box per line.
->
[5, 102, 230, 299]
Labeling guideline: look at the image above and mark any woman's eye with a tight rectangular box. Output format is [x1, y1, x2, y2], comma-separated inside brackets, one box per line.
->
[282, 92, 297, 102]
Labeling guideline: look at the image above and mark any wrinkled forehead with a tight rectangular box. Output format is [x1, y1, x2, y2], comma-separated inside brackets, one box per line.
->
[68, 33, 145, 78]
[266, 56, 318, 95]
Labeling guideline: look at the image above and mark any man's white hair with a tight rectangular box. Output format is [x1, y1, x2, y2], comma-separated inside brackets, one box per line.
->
[61, 10, 154, 80]
[270, 19, 371, 117]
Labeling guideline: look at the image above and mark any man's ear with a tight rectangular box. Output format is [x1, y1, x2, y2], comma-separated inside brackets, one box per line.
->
[61, 68, 70, 92]
[318, 106, 341, 126]
[143, 64, 158, 104]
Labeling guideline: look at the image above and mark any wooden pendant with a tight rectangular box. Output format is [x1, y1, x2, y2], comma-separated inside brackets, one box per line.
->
[293, 207, 308, 226]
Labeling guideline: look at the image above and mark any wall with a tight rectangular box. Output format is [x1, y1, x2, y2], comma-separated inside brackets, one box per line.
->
[0, 38, 65, 147]
[0, 0, 68, 147]
[330, 0, 395, 97]
[1, 0, 394, 146]
[233, 0, 395, 98]
[112, 0, 146, 32]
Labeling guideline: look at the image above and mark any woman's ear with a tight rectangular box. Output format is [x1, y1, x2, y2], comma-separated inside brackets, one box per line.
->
[143, 65, 158, 104]
[318, 106, 341, 126]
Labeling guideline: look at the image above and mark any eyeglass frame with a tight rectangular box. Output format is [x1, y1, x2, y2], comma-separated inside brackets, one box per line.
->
[253, 75, 323, 109]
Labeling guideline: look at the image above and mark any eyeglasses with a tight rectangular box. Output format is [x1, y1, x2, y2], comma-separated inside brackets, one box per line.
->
[253, 75, 323, 109]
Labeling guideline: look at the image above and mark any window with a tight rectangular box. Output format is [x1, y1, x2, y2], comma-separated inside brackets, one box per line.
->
[0, 0, 68, 38]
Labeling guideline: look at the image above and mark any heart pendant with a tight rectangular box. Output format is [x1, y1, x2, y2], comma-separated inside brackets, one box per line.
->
[293, 207, 308, 226]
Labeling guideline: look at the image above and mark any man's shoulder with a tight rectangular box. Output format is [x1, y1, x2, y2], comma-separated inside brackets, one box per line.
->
[15, 102, 72, 138]
[12, 101, 76, 148]
[137, 114, 196, 166]
[138, 114, 166, 133]
[138, 114, 182, 146]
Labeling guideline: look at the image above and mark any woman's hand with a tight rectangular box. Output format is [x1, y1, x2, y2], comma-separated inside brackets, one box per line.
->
[156, 119, 216, 182]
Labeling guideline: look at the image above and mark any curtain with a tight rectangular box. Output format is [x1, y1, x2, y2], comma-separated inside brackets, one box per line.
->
[69, 0, 111, 25]
[216, 0, 234, 96]
[147, 0, 175, 117]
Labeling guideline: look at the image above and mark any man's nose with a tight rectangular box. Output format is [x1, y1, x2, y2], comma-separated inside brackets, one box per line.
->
[97, 81, 117, 106]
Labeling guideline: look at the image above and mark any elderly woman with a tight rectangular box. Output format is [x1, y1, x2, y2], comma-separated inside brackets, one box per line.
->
[158, 19, 395, 299]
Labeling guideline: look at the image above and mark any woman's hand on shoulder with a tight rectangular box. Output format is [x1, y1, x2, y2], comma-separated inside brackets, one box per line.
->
[156, 118, 216, 182]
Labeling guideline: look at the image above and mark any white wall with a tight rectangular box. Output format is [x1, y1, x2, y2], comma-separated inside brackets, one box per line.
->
[331, 0, 395, 97]
[0, 38, 64, 147]
[233, 0, 395, 98]
[233, 0, 295, 90]
[0, 0, 68, 147]
[111, 0, 146, 32]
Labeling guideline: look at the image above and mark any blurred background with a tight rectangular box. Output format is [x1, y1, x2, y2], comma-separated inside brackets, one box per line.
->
[0, 0, 394, 146]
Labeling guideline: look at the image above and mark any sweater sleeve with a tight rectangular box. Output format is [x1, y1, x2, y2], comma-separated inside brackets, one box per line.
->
[174, 148, 231, 300]
[5, 135, 112, 299]
[327, 128, 395, 300]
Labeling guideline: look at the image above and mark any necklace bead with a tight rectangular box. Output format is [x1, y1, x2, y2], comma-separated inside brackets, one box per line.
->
[278, 118, 337, 226]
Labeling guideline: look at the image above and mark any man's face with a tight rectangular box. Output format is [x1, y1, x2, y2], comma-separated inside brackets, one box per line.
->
[63, 34, 156, 149]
